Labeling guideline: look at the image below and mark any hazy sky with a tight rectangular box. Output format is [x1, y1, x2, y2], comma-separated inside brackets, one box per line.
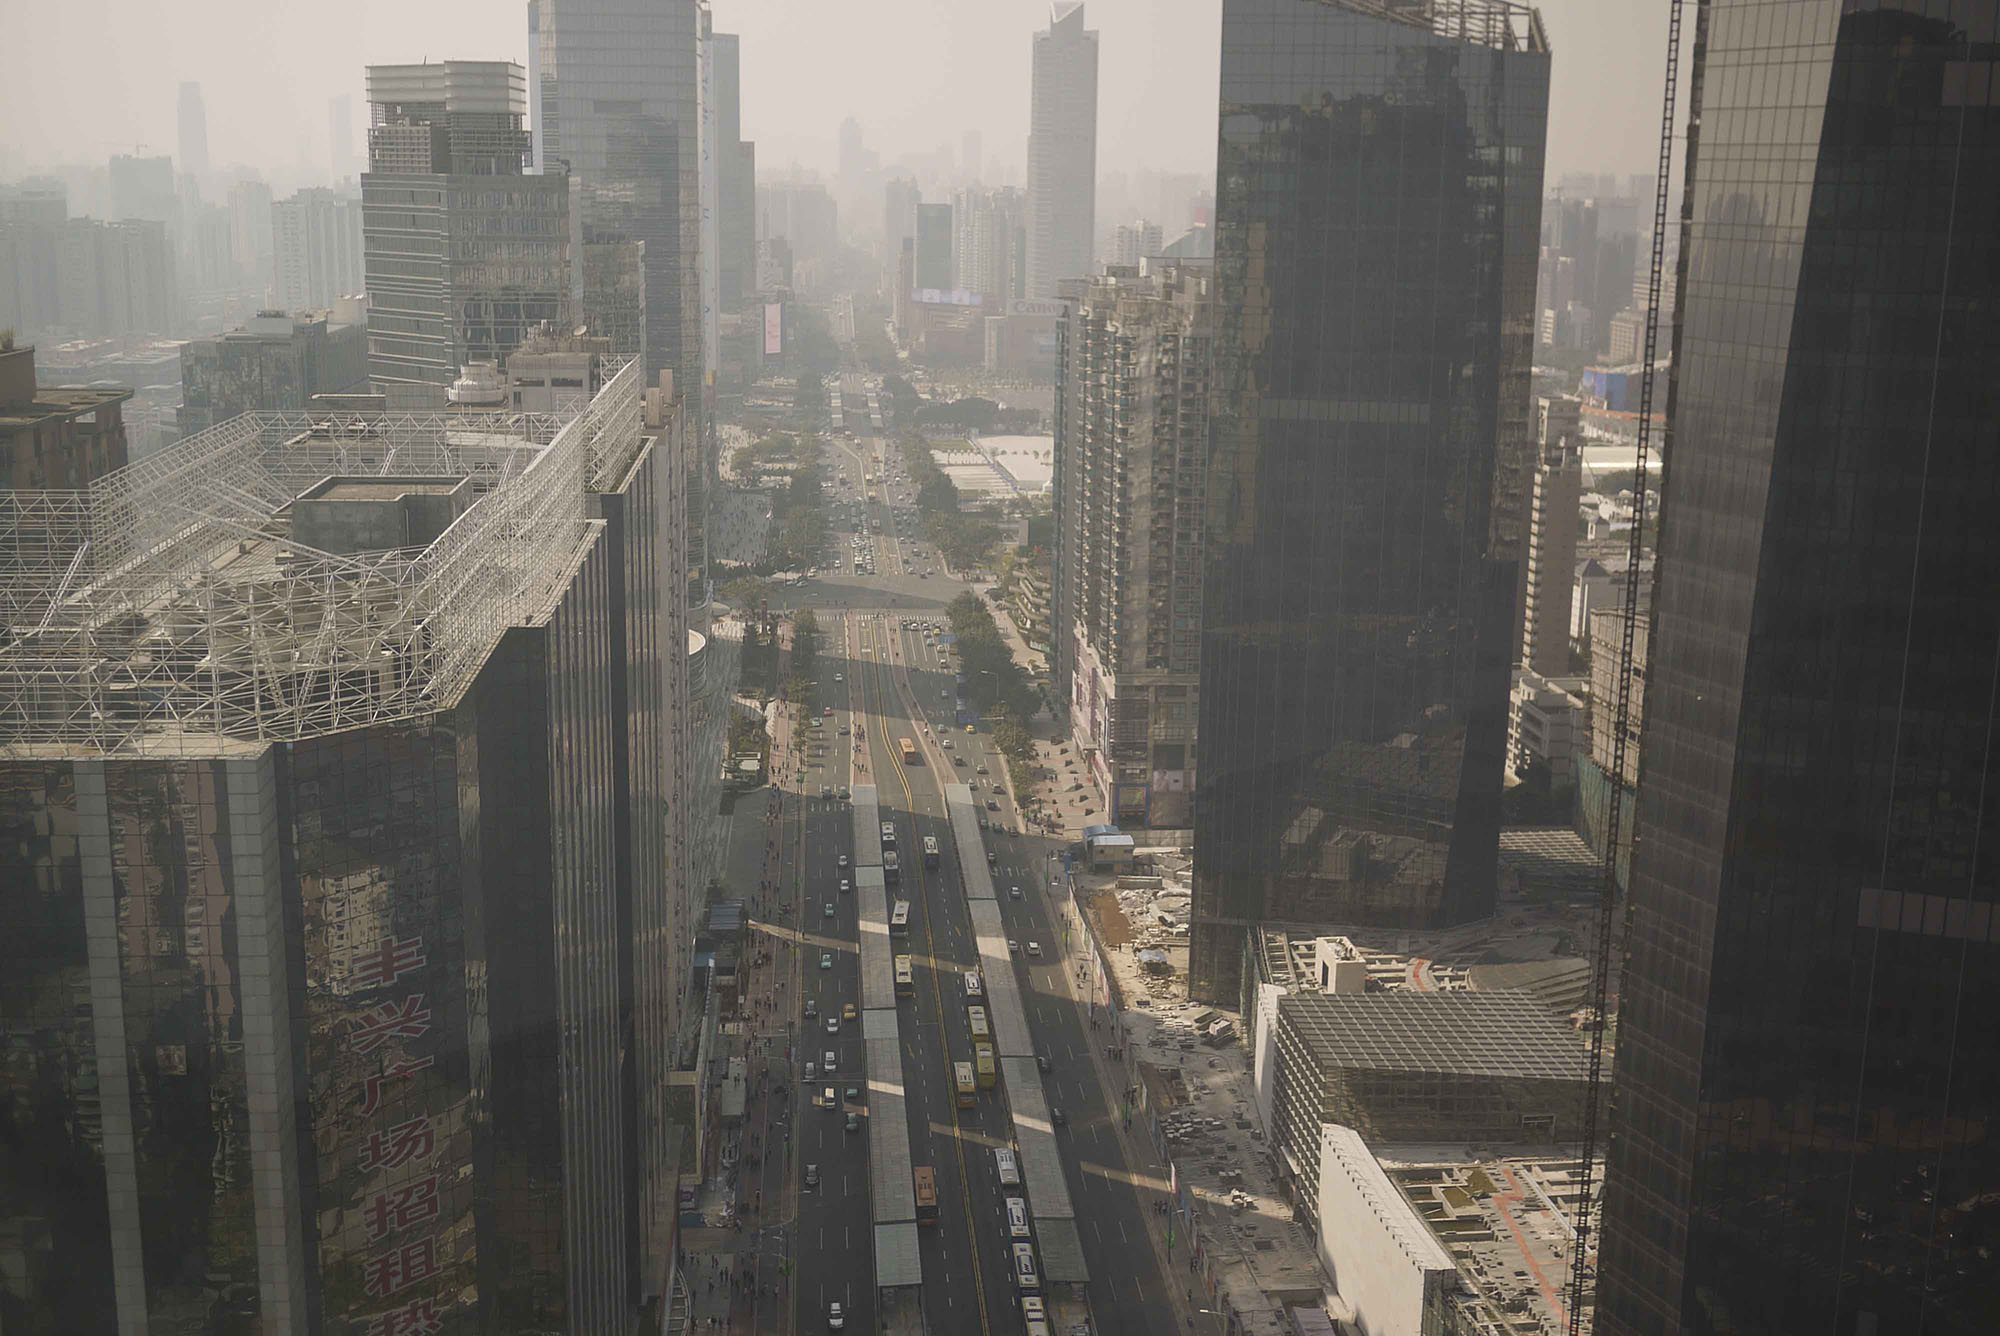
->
[1, 0, 1671, 190]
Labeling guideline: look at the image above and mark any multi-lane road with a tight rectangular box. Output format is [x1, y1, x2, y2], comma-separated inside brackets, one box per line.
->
[766, 393, 1185, 1334]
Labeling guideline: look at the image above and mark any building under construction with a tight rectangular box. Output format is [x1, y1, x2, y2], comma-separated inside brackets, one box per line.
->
[0, 359, 695, 1334]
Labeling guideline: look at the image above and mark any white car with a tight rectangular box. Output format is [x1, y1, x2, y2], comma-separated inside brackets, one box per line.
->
[823, 1049, 837, 1074]
[827, 1300, 845, 1330]
[1026, 942, 1042, 957]
[837, 854, 850, 868]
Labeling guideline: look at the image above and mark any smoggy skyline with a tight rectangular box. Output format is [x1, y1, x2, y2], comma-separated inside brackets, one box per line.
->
[2, 0, 1673, 199]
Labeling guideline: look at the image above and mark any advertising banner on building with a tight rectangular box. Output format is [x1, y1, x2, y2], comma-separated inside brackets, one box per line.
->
[764, 302, 783, 356]
[1008, 298, 1069, 318]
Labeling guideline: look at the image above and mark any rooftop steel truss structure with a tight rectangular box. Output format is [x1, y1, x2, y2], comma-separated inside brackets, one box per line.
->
[1, 358, 642, 757]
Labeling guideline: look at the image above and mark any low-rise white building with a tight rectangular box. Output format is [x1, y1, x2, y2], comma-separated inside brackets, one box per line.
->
[1508, 669, 1586, 786]
[1316, 1125, 1460, 1336]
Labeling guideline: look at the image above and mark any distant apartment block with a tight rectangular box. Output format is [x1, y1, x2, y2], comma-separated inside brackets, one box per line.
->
[914, 202, 954, 291]
[1110, 218, 1162, 267]
[0, 341, 131, 489]
[272, 187, 364, 312]
[953, 186, 1026, 300]
[1053, 263, 1210, 828]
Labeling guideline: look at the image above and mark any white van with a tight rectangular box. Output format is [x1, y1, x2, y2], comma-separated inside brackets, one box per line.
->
[1012, 1241, 1040, 1291]
[1006, 1197, 1031, 1238]
[995, 1147, 1020, 1188]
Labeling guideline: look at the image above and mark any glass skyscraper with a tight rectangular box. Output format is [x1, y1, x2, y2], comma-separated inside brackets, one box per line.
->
[1596, 3, 2000, 1332]
[1189, 0, 1550, 1001]
[0, 363, 689, 1334]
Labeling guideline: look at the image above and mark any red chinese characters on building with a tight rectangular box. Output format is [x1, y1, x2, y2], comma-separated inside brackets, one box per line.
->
[349, 995, 433, 1056]
[364, 1173, 441, 1243]
[359, 1054, 435, 1117]
[366, 1296, 445, 1336]
[353, 935, 430, 992]
[359, 1114, 434, 1175]
[361, 1236, 440, 1298]
[342, 931, 452, 1330]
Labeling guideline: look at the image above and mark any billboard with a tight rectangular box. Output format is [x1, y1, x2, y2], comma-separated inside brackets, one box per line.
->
[911, 288, 983, 307]
[764, 302, 783, 356]
[1008, 298, 1068, 318]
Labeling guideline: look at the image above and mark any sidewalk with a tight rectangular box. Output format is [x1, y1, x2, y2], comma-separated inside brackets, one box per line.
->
[1045, 853, 1221, 1336]
[678, 620, 812, 1335]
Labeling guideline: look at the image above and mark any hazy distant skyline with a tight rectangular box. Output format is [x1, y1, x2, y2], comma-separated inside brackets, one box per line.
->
[3, 0, 1671, 194]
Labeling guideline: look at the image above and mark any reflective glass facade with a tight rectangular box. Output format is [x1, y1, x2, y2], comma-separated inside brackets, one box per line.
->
[1190, 0, 1549, 1000]
[0, 508, 680, 1332]
[0, 766, 117, 1335]
[1596, 0, 2000, 1330]
[534, 0, 702, 408]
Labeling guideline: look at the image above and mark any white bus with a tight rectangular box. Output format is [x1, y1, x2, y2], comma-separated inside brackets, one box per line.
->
[995, 1147, 1020, 1188]
[1012, 1242, 1040, 1291]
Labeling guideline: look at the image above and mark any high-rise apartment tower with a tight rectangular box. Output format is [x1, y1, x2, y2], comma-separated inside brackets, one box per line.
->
[1053, 263, 1212, 828]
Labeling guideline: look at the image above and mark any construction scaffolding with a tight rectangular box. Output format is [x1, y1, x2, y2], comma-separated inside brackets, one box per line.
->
[1, 358, 641, 757]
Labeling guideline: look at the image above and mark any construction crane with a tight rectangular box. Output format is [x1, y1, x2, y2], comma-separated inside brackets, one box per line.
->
[1566, 1, 1689, 1331]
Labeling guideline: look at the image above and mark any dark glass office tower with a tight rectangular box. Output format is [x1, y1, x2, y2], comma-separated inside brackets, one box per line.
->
[1189, 0, 1549, 1000]
[0, 363, 689, 1334]
[1596, 4, 2000, 1333]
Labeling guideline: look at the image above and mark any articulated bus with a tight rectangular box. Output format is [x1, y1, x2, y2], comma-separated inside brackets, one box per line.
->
[899, 738, 919, 765]
[967, 1006, 990, 1041]
[889, 900, 911, 939]
[953, 1062, 977, 1108]
[893, 955, 915, 998]
[914, 1166, 939, 1225]
[922, 835, 940, 868]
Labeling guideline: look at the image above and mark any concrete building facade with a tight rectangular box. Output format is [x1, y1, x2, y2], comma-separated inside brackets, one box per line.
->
[0, 341, 131, 489]
[1507, 669, 1584, 787]
[177, 306, 369, 436]
[1053, 263, 1211, 828]
[1025, 2, 1098, 298]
